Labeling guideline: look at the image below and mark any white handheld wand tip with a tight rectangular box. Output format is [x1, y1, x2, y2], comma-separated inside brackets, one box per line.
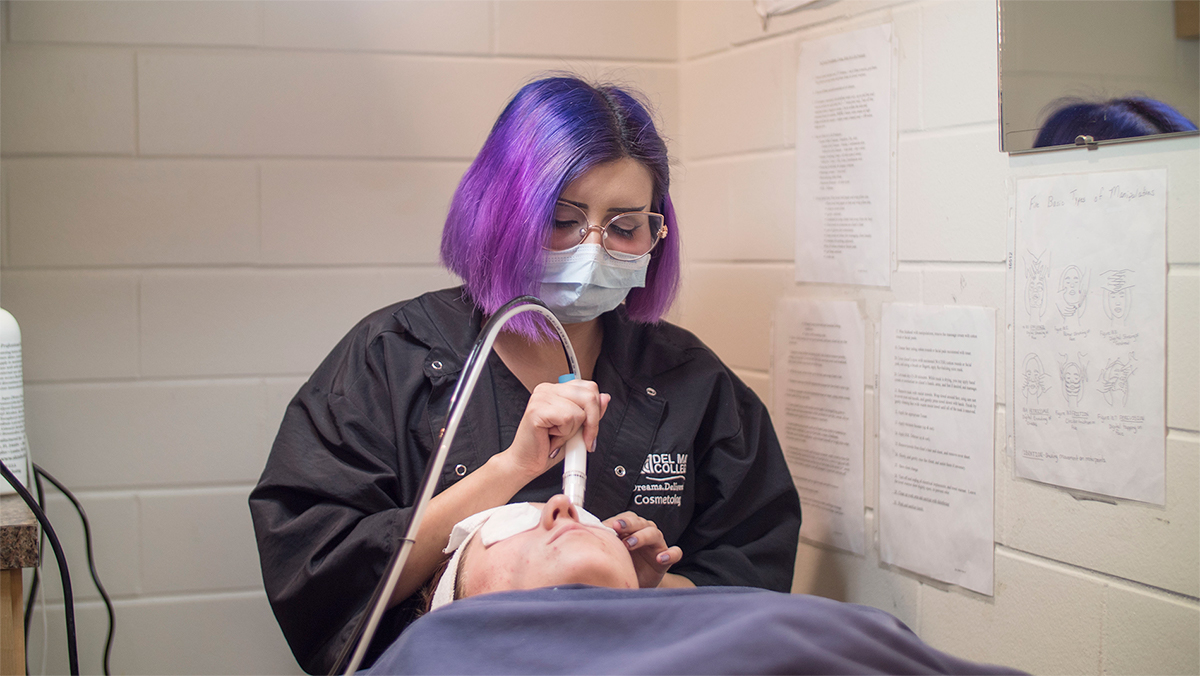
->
[562, 431, 587, 506]
[557, 373, 588, 506]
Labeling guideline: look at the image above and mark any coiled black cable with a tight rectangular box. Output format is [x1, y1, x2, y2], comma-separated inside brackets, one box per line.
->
[25, 464, 116, 676]
[0, 459, 78, 675]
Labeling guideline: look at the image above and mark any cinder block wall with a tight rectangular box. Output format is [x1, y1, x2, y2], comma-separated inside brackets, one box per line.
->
[672, 2, 1198, 675]
[0, 2, 676, 673]
[2, 1, 1197, 675]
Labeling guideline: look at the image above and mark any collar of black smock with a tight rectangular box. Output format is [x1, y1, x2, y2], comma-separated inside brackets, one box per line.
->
[600, 306, 695, 383]
[391, 287, 482, 364]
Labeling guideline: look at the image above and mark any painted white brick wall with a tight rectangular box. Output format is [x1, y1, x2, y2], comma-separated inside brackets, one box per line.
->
[8, 0, 262, 47]
[0, 46, 136, 154]
[675, 151, 796, 261]
[896, 129, 1009, 262]
[260, 161, 466, 265]
[6, 159, 261, 266]
[2, 1, 1196, 675]
[261, 1, 492, 54]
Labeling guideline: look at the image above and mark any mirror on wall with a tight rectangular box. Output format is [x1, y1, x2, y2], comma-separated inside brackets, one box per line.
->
[999, 0, 1199, 153]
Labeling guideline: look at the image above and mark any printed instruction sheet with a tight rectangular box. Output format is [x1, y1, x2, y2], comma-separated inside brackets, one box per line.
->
[879, 303, 995, 595]
[795, 24, 894, 287]
[1011, 170, 1166, 505]
[772, 299, 866, 554]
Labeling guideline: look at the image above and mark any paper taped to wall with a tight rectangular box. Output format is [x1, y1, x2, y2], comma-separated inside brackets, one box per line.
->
[1011, 170, 1166, 505]
[772, 298, 866, 555]
[879, 303, 996, 596]
[795, 24, 895, 287]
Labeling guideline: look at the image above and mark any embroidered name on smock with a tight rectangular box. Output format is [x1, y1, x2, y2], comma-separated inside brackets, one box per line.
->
[634, 453, 687, 507]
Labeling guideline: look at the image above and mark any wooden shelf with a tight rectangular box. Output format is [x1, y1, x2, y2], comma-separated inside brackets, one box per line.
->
[2, 492, 39, 676]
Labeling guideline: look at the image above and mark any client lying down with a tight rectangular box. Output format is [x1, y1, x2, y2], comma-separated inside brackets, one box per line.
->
[365, 496, 1024, 675]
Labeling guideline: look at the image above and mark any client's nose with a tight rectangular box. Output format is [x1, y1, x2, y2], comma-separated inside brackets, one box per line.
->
[541, 494, 580, 529]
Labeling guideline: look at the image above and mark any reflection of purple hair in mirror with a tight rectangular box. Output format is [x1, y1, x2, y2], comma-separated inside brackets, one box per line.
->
[441, 75, 680, 339]
[1034, 97, 1198, 148]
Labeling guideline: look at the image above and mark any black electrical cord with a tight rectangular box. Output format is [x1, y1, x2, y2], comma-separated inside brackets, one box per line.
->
[34, 464, 115, 676]
[24, 467, 46, 676]
[0, 459, 79, 675]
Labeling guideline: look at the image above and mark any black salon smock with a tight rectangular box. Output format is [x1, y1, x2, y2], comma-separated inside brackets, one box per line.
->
[249, 287, 801, 674]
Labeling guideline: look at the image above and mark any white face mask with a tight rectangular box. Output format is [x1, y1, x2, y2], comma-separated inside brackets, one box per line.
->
[539, 243, 649, 324]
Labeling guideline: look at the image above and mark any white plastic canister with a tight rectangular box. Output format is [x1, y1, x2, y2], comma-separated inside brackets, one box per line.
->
[0, 308, 30, 494]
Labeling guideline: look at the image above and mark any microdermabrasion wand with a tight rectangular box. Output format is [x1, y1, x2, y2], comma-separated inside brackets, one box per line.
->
[335, 295, 586, 676]
[556, 373, 588, 507]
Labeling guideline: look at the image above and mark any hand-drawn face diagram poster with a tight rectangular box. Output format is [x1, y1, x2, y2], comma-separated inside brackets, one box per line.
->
[1012, 170, 1166, 505]
[772, 299, 866, 555]
[795, 24, 894, 287]
[879, 303, 995, 596]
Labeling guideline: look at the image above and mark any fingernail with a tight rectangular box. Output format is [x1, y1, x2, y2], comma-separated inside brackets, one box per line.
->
[657, 552, 670, 564]
[625, 536, 638, 548]
[590, 439, 597, 453]
[549, 447, 561, 459]
[617, 519, 627, 530]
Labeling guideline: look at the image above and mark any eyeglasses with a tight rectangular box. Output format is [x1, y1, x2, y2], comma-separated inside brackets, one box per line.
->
[546, 201, 668, 261]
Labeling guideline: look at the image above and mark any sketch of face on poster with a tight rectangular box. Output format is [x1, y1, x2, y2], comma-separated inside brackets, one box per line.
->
[1024, 250, 1050, 321]
[1057, 353, 1088, 408]
[1097, 353, 1137, 407]
[1021, 353, 1052, 405]
[1056, 265, 1088, 323]
[1100, 269, 1134, 326]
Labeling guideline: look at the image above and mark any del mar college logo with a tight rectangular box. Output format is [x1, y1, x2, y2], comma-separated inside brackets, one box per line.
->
[634, 453, 687, 507]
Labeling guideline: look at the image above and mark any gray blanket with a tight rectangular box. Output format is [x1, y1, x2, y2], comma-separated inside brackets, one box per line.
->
[363, 586, 1024, 675]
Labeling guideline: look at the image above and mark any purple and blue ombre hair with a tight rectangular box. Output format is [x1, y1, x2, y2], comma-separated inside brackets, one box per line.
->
[441, 75, 680, 338]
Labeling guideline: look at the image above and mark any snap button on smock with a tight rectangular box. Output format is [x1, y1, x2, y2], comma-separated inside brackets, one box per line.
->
[454, 464, 467, 476]
[431, 360, 443, 370]
[645, 387, 657, 396]
[614, 466, 626, 477]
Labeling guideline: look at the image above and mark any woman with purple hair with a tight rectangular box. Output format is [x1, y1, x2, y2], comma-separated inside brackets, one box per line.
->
[249, 75, 801, 674]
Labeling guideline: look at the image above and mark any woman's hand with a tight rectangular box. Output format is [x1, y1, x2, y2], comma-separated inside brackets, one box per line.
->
[503, 379, 610, 481]
[604, 511, 683, 588]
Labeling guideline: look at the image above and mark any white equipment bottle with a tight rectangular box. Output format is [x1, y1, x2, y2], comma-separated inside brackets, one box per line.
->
[0, 308, 30, 494]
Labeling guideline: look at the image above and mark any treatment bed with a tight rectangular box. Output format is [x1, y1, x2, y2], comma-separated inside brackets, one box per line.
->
[362, 585, 1024, 675]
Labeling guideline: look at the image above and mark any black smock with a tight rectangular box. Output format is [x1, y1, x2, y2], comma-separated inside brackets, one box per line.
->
[249, 287, 802, 674]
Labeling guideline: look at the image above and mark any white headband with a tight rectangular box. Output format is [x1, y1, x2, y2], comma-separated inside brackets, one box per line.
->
[430, 502, 609, 611]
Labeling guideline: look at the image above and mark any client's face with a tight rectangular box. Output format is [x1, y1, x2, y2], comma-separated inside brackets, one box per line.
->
[459, 495, 638, 597]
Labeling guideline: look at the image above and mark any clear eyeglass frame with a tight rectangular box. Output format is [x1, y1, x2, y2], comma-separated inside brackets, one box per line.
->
[545, 201, 668, 262]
